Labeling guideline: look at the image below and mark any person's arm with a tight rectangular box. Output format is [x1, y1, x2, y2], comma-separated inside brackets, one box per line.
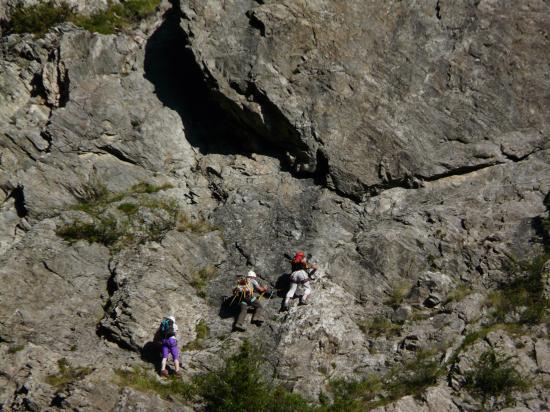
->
[252, 279, 268, 293]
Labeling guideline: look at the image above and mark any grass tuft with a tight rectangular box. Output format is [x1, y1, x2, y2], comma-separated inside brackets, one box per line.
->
[56, 217, 122, 246]
[7, 344, 25, 354]
[358, 316, 402, 338]
[189, 265, 218, 298]
[45, 358, 93, 388]
[57, 181, 208, 251]
[384, 280, 412, 309]
[115, 366, 194, 402]
[182, 320, 209, 352]
[176, 213, 215, 234]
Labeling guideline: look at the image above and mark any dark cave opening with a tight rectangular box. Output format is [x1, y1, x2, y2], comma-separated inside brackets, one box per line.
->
[143, 0, 326, 183]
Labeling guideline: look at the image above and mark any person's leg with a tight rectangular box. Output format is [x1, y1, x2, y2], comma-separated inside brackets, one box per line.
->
[235, 302, 248, 330]
[160, 341, 169, 376]
[251, 300, 264, 324]
[300, 282, 311, 304]
[283, 282, 298, 310]
[168, 336, 181, 374]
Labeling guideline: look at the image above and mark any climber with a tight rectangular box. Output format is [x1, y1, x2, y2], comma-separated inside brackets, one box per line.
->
[233, 270, 268, 332]
[281, 251, 318, 311]
[158, 315, 182, 378]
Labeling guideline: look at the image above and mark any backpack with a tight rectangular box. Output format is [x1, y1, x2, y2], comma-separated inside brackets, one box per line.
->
[232, 277, 254, 303]
[160, 317, 175, 338]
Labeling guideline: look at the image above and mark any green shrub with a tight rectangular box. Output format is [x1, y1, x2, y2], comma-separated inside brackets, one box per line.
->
[5, 1, 74, 35]
[189, 265, 218, 298]
[319, 349, 443, 410]
[115, 367, 194, 402]
[488, 254, 549, 325]
[195, 340, 312, 412]
[384, 349, 443, 401]
[46, 358, 93, 388]
[464, 349, 530, 407]
[320, 375, 382, 412]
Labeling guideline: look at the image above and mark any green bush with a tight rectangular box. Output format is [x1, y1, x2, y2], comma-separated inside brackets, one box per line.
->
[488, 254, 549, 325]
[319, 349, 443, 411]
[195, 340, 312, 412]
[384, 349, 443, 401]
[320, 375, 382, 412]
[46, 358, 93, 388]
[5, 1, 74, 35]
[464, 349, 530, 407]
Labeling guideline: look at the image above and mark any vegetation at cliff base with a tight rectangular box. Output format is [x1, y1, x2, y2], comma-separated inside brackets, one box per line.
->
[4, 0, 161, 36]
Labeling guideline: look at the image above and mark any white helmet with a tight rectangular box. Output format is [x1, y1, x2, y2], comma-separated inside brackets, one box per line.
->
[166, 315, 175, 322]
[247, 270, 257, 278]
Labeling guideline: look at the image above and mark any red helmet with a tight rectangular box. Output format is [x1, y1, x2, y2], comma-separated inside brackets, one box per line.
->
[292, 251, 305, 264]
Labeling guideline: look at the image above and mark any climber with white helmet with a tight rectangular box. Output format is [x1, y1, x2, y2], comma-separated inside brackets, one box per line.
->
[157, 315, 181, 378]
[232, 270, 268, 332]
[281, 251, 318, 311]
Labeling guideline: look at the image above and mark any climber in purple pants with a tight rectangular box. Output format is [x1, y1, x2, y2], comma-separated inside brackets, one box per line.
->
[158, 315, 181, 377]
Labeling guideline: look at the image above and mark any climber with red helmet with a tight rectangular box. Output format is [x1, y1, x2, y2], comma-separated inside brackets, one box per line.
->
[281, 251, 318, 311]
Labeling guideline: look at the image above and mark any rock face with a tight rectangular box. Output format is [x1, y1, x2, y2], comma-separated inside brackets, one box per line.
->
[179, 0, 549, 199]
[0, 0, 549, 411]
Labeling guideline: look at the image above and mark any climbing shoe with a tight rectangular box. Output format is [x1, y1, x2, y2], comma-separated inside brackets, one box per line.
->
[174, 370, 182, 377]
[160, 370, 169, 378]
[234, 324, 246, 332]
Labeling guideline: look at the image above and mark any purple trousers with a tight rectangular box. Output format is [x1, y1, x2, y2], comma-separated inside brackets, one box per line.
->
[161, 336, 179, 360]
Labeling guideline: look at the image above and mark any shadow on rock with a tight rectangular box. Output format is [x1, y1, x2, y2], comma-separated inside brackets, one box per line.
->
[141, 330, 162, 373]
[219, 296, 240, 320]
[144, 0, 252, 155]
[275, 273, 291, 298]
